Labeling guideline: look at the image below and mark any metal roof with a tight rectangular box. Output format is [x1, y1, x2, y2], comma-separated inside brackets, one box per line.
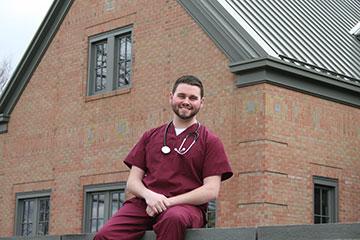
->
[218, 0, 360, 81]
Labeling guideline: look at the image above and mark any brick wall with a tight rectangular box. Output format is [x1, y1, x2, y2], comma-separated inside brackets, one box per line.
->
[0, 0, 359, 237]
[230, 84, 360, 226]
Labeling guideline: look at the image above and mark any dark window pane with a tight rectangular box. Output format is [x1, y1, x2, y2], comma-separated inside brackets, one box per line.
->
[94, 41, 107, 92]
[28, 201, 34, 221]
[314, 188, 320, 215]
[37, 198, 49, 235]
[91, 219, 97, 233]
[23, 201, 29, 223]
[206, 200, 216, 228]
[90, 193, 105, 232]
[314, 181, 336, 224]
[18, 196, 50, 236]
[116, 33, 131, 88]
[111, 192, 124, 216]
[98, 219, 104, 230]
[22, 223, 32, 236]
[111, 192, 119, 216]
[98, 194, 105, 218]
[322, 216, 330, 223]
[87, 188, 125, 233]
[120, 192, 125, 204]
[22, 200, 34, 236]
[321, 188, 329, 216]
[92, 194, 98, 218]
[120, 37, 126, 61]
[21, 224, 26, 236]
[38, 223, 46, 236]
[126, 36, 131, 59]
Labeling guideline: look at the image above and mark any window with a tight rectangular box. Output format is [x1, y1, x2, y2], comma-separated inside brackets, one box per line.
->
[205, 200, 216, 228]
[88, 26, 132, 96]
[15, 190, 51, 236]
[84, 183, 126, 233]
[313, 176, 338, 224]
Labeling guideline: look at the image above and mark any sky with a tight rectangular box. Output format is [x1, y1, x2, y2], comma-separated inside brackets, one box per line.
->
[0, 0, 54, 74]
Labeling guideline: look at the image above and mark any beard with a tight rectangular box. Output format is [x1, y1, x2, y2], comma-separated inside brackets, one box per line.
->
[171, 103, 200, 120]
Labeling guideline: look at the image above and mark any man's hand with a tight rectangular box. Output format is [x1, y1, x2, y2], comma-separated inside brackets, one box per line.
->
[144, 191, 170, 216]
[126, 166, 171, 216]
[146, 205, 156, 217]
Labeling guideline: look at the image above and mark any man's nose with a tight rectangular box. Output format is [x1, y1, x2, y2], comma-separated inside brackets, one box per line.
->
[182, 97, 190, 105]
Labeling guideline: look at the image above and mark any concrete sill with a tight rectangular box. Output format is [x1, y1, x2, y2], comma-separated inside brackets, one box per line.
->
[1, 223, 360, 240]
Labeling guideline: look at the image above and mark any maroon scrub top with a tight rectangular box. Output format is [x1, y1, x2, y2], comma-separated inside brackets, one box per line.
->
[124, 122, 233, 199]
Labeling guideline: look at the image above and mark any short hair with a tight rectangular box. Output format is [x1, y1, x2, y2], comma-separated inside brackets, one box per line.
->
[172, 75, 204, 98]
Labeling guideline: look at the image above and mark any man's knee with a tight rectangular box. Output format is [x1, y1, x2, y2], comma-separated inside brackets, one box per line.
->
[158, 206, 191, 227]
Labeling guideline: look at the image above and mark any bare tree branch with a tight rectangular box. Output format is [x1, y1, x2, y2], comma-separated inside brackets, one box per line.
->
[0, 57, 12, 94]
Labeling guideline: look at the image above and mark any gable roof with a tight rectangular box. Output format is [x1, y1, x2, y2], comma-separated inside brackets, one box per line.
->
[179, 0, 360, 107]
[0, 0, 359, 133]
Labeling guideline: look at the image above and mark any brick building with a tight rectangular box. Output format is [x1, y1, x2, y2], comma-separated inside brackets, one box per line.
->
[0, 0, 359, 237]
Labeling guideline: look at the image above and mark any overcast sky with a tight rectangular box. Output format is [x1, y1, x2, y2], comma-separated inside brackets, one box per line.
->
[0, 0, 54, 74]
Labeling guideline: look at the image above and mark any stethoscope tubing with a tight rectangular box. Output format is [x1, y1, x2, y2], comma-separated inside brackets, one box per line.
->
[162, 121, 200, 155]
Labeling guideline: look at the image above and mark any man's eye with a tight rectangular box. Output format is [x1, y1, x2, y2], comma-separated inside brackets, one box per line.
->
[190, 96, 198, 101]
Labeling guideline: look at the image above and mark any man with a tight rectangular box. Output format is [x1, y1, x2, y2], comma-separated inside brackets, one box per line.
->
[94, 75, 233, 240]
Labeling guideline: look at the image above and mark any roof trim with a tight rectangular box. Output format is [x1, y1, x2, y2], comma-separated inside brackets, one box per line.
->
[230, 57, 360, 108]
[0, 0, 74, 133]
[177, 0, 267, 62]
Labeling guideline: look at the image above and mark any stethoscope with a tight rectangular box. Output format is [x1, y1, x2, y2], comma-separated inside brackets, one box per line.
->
[161, 121, 200, 155]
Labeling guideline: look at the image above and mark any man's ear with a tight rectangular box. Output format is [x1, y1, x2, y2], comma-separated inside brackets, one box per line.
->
[169, 92, 173, 103]
[200, 97, 205, 107]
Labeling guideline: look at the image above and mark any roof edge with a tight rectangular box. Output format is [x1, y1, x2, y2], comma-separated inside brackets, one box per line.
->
[230, 57, 360, 108]
[177, 0, 267, 62]
[0, 0, 74, 134]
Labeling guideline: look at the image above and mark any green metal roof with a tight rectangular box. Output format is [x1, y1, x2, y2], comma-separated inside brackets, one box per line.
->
[220, 0, 360, 83]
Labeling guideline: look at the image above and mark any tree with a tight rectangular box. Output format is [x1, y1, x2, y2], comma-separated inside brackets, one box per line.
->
[0, 57, 12, 94]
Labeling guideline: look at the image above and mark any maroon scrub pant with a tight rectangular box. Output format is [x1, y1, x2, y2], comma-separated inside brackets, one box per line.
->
[93, 198, 205, 240]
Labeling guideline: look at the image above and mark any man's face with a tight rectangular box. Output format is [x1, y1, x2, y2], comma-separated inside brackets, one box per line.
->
[170, 83, 204, 120]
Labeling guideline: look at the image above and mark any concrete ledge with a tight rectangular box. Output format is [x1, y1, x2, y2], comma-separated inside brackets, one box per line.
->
[141, 227, 256, 240]
[1, 223, 359, 240]
[0, 236, 61, 240]
[59, 234, 94, 240]
[258, 223, 360, 240]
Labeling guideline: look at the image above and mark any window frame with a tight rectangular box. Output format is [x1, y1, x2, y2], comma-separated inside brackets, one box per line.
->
[313, 176, 338, 224]
[14, 190, 51, 236]
[205, 200, 217, 228]
[83, 182, 126, 233]
[87, 26, 133, 96]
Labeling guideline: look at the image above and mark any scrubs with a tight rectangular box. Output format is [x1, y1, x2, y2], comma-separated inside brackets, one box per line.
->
[94, 122, 233, 240]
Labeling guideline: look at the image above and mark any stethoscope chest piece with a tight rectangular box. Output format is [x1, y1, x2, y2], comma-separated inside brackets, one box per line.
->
[161, 145, 171, 154]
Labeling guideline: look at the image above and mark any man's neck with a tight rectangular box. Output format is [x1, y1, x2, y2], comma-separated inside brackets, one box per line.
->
[172, 116, 197, 129]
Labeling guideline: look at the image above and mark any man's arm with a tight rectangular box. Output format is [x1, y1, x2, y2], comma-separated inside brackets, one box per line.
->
[126, 166, 169, 214]
[127, 166, 221, 215]
[167, 175, 221, 207]
[145, 175, 221, 217]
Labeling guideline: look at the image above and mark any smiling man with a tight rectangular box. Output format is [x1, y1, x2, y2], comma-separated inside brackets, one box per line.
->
[94, 75, 233, 240]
